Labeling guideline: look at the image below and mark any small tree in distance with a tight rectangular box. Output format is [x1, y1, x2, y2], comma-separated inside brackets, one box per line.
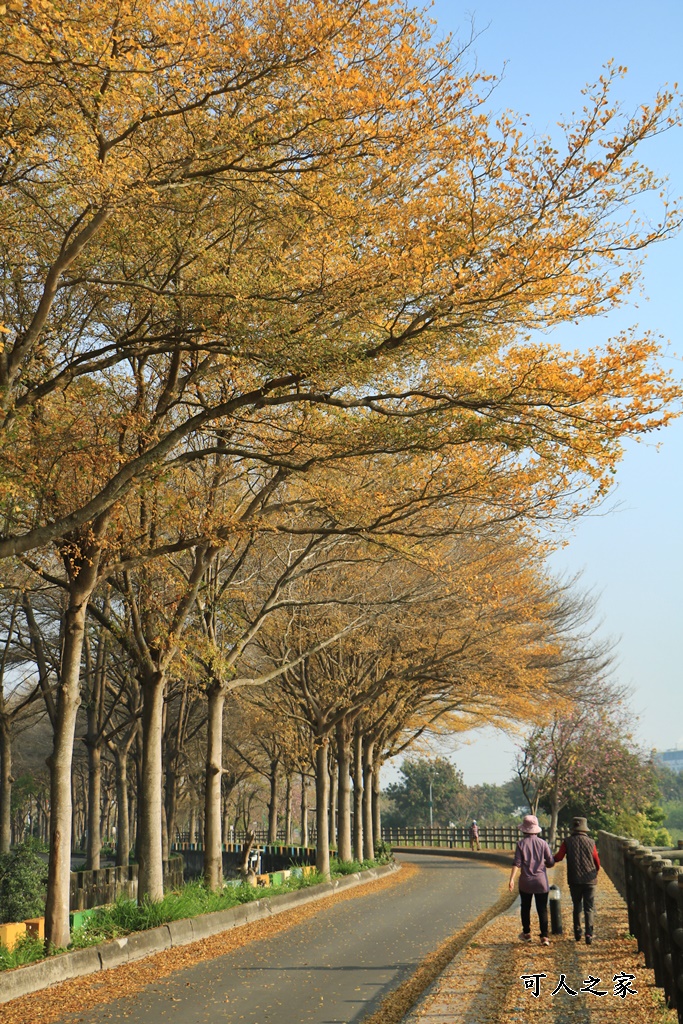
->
[516, 710, 665, 846]
[384, 757, 465, 828]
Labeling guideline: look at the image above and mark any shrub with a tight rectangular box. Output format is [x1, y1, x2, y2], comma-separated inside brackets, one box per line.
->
[608, 809, 671, 847]
[333, 859, 364, 876]
[0, 840, 48, 924]
[374, 838, 393, 863]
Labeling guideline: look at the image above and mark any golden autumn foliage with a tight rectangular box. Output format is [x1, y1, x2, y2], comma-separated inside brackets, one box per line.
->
[0, 0, 680, 559]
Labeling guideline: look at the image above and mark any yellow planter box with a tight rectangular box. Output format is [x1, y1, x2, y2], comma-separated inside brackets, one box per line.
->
[25, 917, 45, 941]
[0, 921, 27, 950]
[256, 874, 271, 887]
[302, 865, 314, 877]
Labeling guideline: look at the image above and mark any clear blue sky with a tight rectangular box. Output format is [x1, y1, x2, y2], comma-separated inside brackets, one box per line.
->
[387, 0, 683, 787]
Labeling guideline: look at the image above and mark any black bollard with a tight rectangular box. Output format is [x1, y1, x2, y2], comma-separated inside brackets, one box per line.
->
[549, 884, 563, 934]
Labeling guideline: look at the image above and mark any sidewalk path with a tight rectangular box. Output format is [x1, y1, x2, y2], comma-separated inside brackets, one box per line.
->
[4, 854, 507, 1024]
[400, 861, 675, 1024]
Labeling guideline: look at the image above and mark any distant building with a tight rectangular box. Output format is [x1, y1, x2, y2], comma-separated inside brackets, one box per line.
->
[654, 749, 683, 773]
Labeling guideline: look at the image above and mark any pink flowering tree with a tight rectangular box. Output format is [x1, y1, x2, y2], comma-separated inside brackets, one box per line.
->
[516, 711, 658, 846]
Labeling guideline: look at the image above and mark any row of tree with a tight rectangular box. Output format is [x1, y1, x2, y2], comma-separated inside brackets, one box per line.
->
[0, 0, 680, 950]
[384, 736, 673, 849]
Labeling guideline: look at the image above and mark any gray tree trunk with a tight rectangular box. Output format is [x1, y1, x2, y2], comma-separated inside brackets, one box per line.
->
[45, 528, 104, 950]
[372, 759, 382, 847]
[85, 741, 101, 870]
[362, 739, 374, 860]
[352, 728, 363, 862]
[137, 671, 166, 902]
[204, 686, 225, 889]
[336, 719, 352, 862]
[0, 716, 11, 854]
[284, 776, 292, 845]
[328, 757, 337, 850]
[114, 748, 130, 867]
[300, 771, 308, 846]
[315, 741, 330, 878]
[549, 783, 560, 849]
[267, 760, 279, 844]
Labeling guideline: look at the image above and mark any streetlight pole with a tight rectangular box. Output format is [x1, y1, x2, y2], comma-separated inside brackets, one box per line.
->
[429, 777, 433, 829]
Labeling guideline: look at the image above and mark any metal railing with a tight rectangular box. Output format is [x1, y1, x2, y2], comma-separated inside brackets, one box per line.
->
[598, 831, 683, 1023]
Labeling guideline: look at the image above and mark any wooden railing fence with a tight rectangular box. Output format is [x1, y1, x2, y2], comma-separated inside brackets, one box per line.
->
[69, 856, 184, 911]
[380, 824, 571, 850]
[598, 830, 683, 1023]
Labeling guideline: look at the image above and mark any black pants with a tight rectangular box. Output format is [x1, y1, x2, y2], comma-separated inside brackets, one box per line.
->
[520, 890, 549, 938]
[569, 883, 596, 936]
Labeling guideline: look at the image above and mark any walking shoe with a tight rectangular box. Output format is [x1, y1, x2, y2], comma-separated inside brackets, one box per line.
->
[541, 936, 550, 946]
[585, 934, 593, 945]
[519, 931, 532, 942]
[574, 930, 582, 942]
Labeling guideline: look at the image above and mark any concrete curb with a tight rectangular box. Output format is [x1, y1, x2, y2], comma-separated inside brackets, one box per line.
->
[392, 846, 514, 868]
[0, 862, 399, 1004]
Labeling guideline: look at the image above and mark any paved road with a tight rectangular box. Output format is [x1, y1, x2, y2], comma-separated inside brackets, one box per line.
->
[58, 854, 505, 1024]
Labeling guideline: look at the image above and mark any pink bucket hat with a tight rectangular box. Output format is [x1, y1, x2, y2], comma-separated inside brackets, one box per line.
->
[520, 814, 542, 834]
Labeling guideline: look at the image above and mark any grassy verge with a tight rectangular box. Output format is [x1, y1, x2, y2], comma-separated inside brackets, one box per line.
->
[0, 856, 391, 971]
[0, 935, 46, 971]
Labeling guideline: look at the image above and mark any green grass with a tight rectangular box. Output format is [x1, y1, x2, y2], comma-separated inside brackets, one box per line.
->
[331, 857, 385, 876]
[0, 933, 46, 970]
[68, 871, 326, 950]
[0, 856, 392, 970]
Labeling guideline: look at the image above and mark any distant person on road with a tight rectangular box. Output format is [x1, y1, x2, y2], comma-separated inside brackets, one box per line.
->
[554, 815, 600, 945]
[509, 814, 555, 946]
[469, 819, 481, 851]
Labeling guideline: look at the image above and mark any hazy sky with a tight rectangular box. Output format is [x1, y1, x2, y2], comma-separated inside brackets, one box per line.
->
[387, 0, 683, 786]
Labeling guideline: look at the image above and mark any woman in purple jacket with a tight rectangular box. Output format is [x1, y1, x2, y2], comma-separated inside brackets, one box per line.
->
[508, 814, 555, 945]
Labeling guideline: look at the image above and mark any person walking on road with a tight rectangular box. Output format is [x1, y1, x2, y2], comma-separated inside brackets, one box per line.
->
[554, 815, 600, 944]
[509, 814, 555, 945]
[469, 819, 481, 851]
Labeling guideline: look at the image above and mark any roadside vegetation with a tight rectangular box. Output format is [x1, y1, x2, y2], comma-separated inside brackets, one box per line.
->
[0, 854, 391, 971]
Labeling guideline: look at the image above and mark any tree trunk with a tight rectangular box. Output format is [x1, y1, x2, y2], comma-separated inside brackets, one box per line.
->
[353, 727, 363, 862]
[300, 771, 308, 846]
[101, 785, 111, 850]
[315, 740, 330, 878]
[372, 758, 382, 847]
[328, 756, 337, 850]
[204, 686, 225, 890]
[138, 671, 166, 902]
[85, 741, 101, 870]
[362, 738, 374, 861]
[267, 759, 279, 844]
[114, 748, 130, 867]
[222, 790, 230, 845]
[284, 775, 292, 845]
[129, 785, 137, 856]
[549, 784, 560, 849]
[0, 716, 12, 854]
[45, 533, 104, 951]
[161, 795, 169, 862]
[132, 724, 143, 862]
[336, 719, 352, 862]
[164, 761, 179, 855]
